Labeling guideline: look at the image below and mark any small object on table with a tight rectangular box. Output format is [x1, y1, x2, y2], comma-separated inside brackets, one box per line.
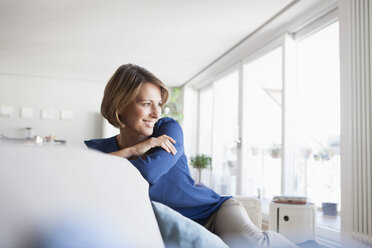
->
[272, 195, 307, 204]
[33, 136, 43, 145]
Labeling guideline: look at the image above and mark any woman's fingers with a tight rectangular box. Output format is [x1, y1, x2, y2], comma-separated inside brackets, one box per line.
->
[161, 134, 176, 144]
[166, 139, 177, 155]
[168, 136, 176, 144]
[160, 139, 177, 155]
[161, 143, 171, 154]
[154, 135, 177, 155]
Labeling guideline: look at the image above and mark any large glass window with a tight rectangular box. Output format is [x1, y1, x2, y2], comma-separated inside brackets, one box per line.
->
[294, 22, 340, 229]
[195, 20, 341, 233]
[242, 47, 283, 200]
[198, 86, 214, 156]
[197, 85, 214, 187]
[212, 71, 239, 195]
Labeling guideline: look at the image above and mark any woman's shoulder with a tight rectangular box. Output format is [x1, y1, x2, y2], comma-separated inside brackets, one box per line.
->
[157, 117, 178, 125]
[155, 117, 181, 130]
[152, 117, 183, 137]
[84, 136, 116, 145]
[84, 136, 118, 153]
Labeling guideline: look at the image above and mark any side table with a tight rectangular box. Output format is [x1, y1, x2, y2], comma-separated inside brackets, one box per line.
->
[269, 202, 316, 243]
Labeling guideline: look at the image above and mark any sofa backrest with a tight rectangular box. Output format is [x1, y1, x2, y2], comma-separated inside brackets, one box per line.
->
[0, 142, 164, 248]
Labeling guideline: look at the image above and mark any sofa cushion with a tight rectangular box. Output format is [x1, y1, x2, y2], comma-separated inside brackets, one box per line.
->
[0, 142, 163, 248]
[152, 201, 228, 248]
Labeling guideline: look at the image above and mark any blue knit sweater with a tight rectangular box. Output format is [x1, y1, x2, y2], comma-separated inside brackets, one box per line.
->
[85, 117, 231, 224]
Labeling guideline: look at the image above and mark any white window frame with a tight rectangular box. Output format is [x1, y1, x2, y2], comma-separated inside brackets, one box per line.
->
[241, 34, 294, 200]
[193, 5, 341, 245]
[291, 8, 341, 245]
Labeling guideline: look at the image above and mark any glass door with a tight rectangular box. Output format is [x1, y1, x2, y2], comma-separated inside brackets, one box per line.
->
[212, 70, 239, 195]
[242, 47, 283, 200]
[294, 22, 340, 230]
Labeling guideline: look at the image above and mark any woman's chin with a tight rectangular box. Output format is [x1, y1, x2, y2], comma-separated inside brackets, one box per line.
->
[142, 128, 154, 137]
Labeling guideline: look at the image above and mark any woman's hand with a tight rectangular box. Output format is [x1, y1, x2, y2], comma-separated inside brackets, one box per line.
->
[147, 135, 177, 155]
[110, 134, 177, 159]
[135, 135, 177, 156]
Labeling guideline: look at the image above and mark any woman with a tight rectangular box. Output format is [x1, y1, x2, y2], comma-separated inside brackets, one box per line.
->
[85, 64, 297, 248]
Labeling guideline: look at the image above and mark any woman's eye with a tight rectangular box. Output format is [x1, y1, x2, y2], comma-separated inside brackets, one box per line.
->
[143, 103, 151, 107]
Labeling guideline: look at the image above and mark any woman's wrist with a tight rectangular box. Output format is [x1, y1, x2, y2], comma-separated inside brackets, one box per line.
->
[124, 146, 137, 158]
[133, 139, 152, 156]
[110, 146, 135, 159]
[110, 139, 152, 159]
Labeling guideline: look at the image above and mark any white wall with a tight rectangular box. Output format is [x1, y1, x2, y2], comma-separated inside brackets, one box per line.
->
[0, 74, 105, 146]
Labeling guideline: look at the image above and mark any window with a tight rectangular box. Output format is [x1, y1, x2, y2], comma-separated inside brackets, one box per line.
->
[198, 71, 239, 195]
[242, 47, 283, 200]
[294, 22, 340, 229]
[198, 85, 214, 156]
[211, 70, 239, 195]
[194, 14, 340, 234]
[197, 85, 214, 186]
[197, 71, 239, 194]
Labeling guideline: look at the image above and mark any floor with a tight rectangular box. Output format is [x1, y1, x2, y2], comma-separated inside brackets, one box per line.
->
[316, 208, 340, 230]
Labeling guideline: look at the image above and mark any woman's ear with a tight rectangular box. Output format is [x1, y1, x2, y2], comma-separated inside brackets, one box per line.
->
[115, 110, 126, 128]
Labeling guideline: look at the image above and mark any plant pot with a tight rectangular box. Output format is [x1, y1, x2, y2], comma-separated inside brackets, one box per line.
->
[322, 202, 338, 216]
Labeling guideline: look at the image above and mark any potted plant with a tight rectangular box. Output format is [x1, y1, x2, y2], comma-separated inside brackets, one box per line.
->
[268, 144, 281, 159]
[190, 154, 212, 184]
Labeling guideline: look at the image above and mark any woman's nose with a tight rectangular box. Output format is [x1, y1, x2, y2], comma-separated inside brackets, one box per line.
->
[151, 104, 161, 118]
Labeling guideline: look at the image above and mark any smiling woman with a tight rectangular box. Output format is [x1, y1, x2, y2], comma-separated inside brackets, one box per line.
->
[84, 63, 298, 248]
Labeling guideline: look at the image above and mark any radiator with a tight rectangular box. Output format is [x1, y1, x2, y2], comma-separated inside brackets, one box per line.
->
[349, 0, 372, 245]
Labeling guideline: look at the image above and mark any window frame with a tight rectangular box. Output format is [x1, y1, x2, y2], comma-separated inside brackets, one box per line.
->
[194, 7, 341, 245]
[241, 39, 285, 199]
[291, 9, 341, 244]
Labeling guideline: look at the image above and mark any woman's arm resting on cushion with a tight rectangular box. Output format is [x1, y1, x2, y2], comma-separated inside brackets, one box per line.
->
[110, 135, 176, 159]
[110, 146, 137, 158]
[130, 119, 184, 184]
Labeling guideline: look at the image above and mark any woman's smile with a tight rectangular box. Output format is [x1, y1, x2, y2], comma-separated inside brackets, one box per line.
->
[144, 120, 156, 128]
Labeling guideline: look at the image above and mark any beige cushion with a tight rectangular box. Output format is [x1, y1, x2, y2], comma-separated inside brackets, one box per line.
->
[235, 195, 262, 229]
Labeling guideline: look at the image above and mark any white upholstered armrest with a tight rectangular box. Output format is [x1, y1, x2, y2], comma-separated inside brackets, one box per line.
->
[234, 195, 262, 229]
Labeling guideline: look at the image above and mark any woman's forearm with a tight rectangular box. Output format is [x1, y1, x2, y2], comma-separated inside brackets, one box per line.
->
[110, 146, 136, 158]
[110, 139, 151, 159]
[109, 135, 176, 160]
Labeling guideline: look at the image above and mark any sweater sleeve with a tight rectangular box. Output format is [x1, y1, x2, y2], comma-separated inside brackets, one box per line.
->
[130, 119, 184, 184]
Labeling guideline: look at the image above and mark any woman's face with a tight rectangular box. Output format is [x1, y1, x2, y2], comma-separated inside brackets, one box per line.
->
[118, 82, 162, 137]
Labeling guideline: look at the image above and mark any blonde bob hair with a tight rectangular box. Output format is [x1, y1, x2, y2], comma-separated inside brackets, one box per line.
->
[101, 64, 169, 128]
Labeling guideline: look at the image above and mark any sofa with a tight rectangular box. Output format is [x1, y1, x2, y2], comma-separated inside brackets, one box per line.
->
[0, 141, 262, 248]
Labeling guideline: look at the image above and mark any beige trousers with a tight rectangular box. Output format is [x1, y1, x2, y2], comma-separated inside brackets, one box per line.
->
[204, 198, 298, 248]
